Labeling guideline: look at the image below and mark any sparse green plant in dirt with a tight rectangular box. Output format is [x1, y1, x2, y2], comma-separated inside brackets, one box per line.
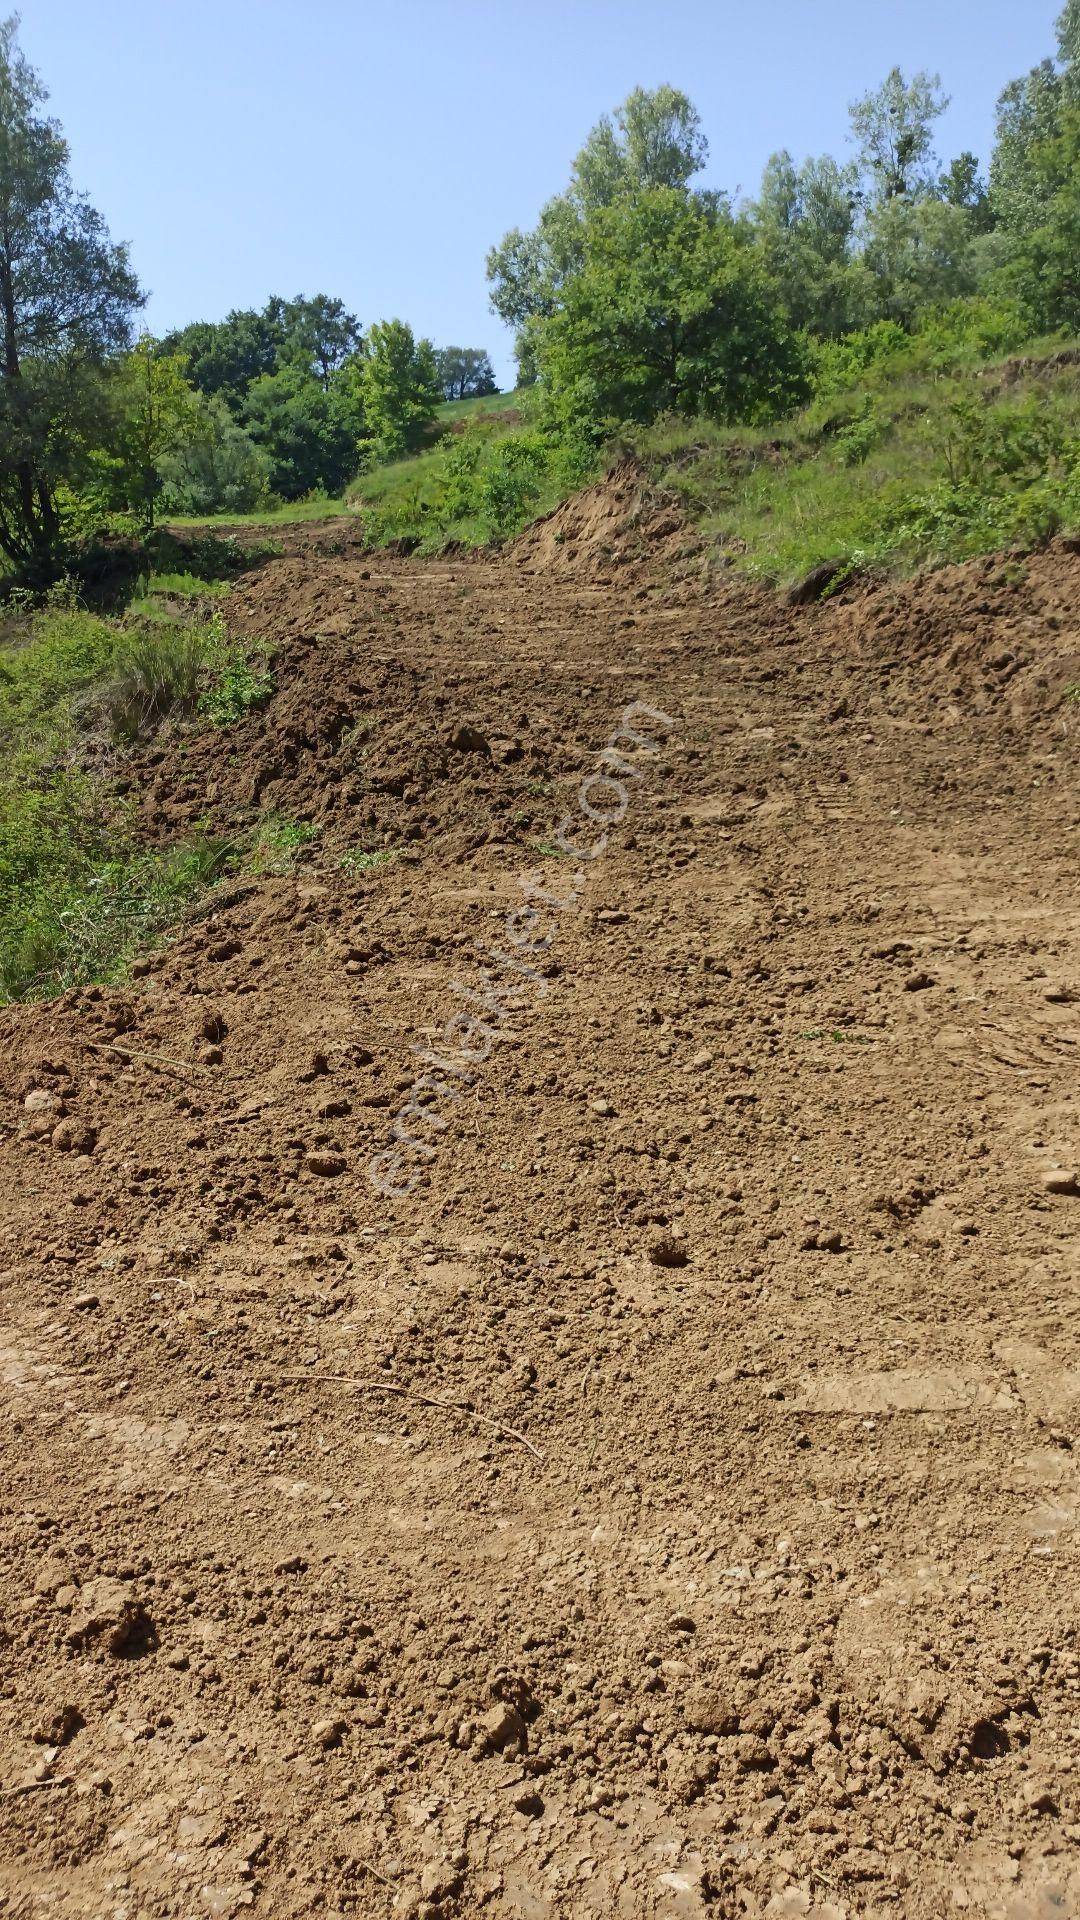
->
[527, 837, 572, 859]
[197, 611, 274, 728]
[338, 846, 399, 875]
[249, 815, 318, 874]
[199, 653, 274, 728]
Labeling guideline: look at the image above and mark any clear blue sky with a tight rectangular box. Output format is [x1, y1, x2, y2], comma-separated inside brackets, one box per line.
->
[22, 0, 1064, 388]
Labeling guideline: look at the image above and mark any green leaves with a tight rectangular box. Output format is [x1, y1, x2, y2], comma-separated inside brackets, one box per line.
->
[535, 189, 810, 427]
[0, 17, 143, 566]
[356, 320, 442, 464]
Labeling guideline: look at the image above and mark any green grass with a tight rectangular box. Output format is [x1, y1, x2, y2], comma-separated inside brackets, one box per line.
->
[0, 594, 276, 1003]
[167, 497, 353, 529]
[633, 325, 1080, 587]
[141, 570, 229, 599]
[434, 389, 524, 422]
[250, 814, 319, 874]
[348, 418, 592, 552]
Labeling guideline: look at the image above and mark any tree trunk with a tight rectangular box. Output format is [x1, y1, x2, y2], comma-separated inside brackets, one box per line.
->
[0, 235, 46, 558]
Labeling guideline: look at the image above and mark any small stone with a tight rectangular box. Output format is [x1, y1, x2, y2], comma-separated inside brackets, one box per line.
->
[1021, 1780, 1057, 1815]
[31, 1702, 84, 1746]
[479, 1702, 526, 1754]
[447, 723, 490, 756]
[590, 1098, 614, 1117]
[420, 1864, 461, 1900]
[303, 1153, 346, 1177]
[71, 1293, 100, 1312]
[312, 1717, 346, 1750]
[691, 1049, 714, 1070]
[904, 971, 936, 992]
[734, 1734, 775, 1771]
[1042, 1170, 1079, 1196]
[52, 1120, 97, 1155]
[24, 1089, 61, 1115]
[669, 1612, 696, 1634]
[65, 1577, 152, 1656]
[684, 1685, 739, 1736]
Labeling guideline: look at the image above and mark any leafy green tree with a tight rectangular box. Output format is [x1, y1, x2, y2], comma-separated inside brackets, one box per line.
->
[939, 151, 995, 232]
[114, 337, 201, 529]
[358, 320, 442, 462]
[753, 150, 879, 336]
[849, 68, 950, 202]
[276, 294, 361, 387]
[0, 14, 142, 567]
[158, 394, 273, 516]
[487, 86, 714, 377]
[535, 188, 809, 428]
[570, 84, 707, 208]
[1004, 102, 1080, 329]
[243, 366, 359, 498]
[990, 2, 1080, 237]
[434, 346, 498, 401]
[1058, 0, 1080, 72]
[160, 307, 283, 413]
[862, 194, 983, 325]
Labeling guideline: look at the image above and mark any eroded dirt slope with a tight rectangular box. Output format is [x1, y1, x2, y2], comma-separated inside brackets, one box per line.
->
[3, 504, 1080, 1920]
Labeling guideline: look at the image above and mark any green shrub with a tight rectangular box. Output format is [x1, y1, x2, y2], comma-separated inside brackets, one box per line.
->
[0, 602, 116, 740]
[107, 625, 209, 741]
[834, 399, 883, 466]
[0, 759, 231, 1002]
[478, 432, 551, 536]
[199, 651, 274, 728]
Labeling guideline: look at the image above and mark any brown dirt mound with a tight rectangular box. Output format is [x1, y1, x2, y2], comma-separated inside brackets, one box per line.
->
[3, 524, 1080, 1918]
[513, 457, 702, 578]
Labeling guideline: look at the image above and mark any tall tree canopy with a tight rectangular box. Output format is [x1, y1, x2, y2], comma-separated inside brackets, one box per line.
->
[535, 189, 809, 428]
[849, 68, 951, 202]
[0, 13, 142, 565]
[435, 346, 498, 401]
[487, 85, 714, 375]
[357, 320, 442, 463]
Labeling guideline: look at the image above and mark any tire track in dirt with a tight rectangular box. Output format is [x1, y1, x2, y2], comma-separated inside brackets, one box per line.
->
[3, 513, 1080, 1917]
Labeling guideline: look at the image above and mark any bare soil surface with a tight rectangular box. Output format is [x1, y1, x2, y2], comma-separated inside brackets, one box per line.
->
[4, 486, 1080, 1919]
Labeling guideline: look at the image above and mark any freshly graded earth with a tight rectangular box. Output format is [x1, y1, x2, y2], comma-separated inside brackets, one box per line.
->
[4, 478, 1080, 1918]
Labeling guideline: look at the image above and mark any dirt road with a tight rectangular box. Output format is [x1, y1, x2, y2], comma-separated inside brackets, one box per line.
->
[4, 483, 1080, 1917]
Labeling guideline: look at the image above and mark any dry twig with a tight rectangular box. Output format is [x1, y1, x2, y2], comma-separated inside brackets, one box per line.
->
[280, 1372, 545, 1461]
[93, 1041, 207, 1080]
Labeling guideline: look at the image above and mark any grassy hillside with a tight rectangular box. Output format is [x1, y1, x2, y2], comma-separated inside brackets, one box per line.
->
[633, 329, 1080, 590]
[434, 390, 523, 422]
[157, 330, 1080, 591]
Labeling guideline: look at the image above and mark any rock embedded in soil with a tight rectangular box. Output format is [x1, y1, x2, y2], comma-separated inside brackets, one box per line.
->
[64, 1577, 152, 1656]
[683, 1685, 740, 1736]
[1042, 1169, 1080, 1195]
[303, 1152, 347, 1177]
